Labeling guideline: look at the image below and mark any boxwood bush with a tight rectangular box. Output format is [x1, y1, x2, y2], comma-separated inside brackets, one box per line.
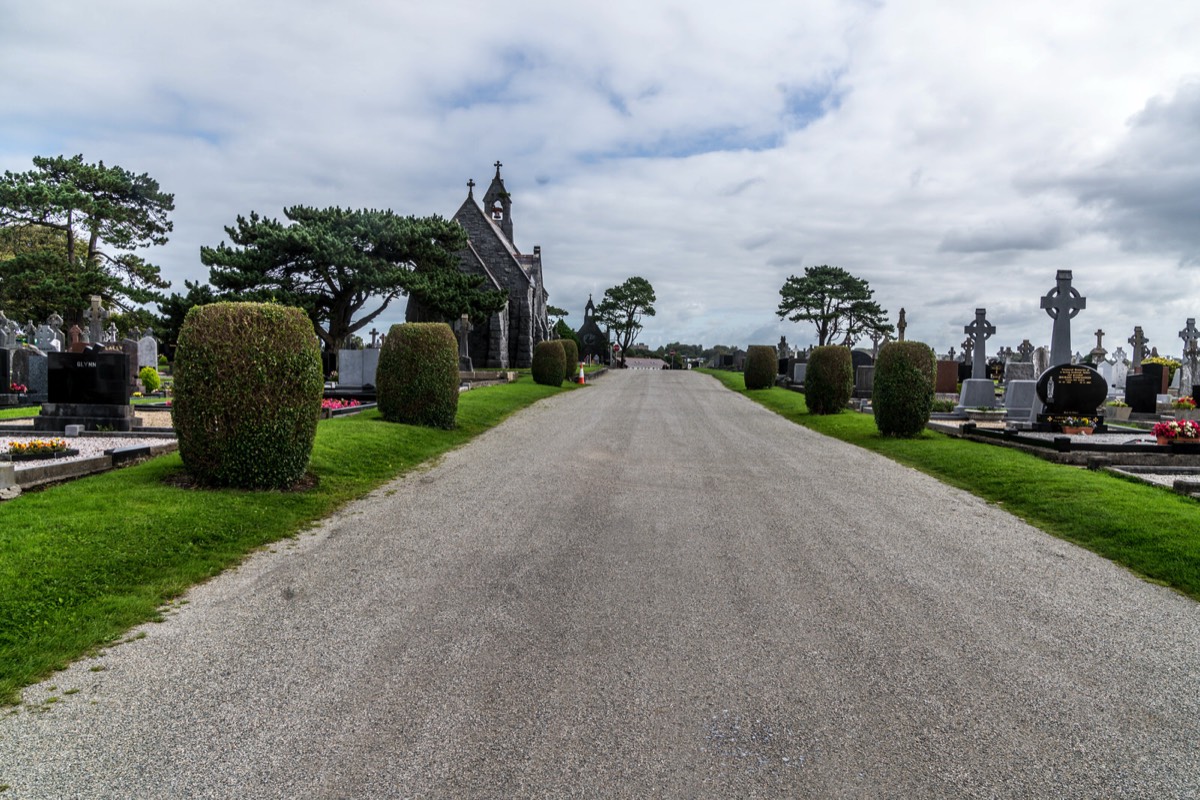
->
[173, 302, 322, 489]
[138, 366, 161, 394]
[532, 340, 566, 386]
[376, 322, 460, 429]
[873, 341, 936, 437]
[556, 338, 580, 384]
[744, 345, 777, 390]
[804, 345, 853, 414]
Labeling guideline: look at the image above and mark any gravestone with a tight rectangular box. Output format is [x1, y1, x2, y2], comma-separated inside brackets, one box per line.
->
[1036, 364, 1108, 415]
[1124, 373, 1159, 414]
[68, 325, 85, 353]
[11, 347, 48, 403]
[1032, 347, 1050, 380]
[1004, 361, 1035, 383]
[1111, 352, 1129, 391]
[1090, 328, 1107, 364]
[34, 347, 140, 432]
[337, 348, 381, 388]
[958, 308, 997, 410]
[1041, 270, 1085, 367]
[1129, 327, 1148, 372]
[792, 363, 807, 385]
[455, 314, 474, 372]
[1016, 339, 1035, 362]
[84, 295, 108, 345]
[935, 361, 959, 394]
[1180, 318, 1200, 399]
[1034, 364, 1108, 431]
[896, 308, 907, 341]
[1004, 381, 1038, 421]
[854, 365, 875, 399]
[137, 332, 158, 371]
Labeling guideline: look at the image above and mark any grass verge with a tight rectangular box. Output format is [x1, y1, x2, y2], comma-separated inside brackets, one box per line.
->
[701, 369, 1200, 601]
[0, 376, 576, 703]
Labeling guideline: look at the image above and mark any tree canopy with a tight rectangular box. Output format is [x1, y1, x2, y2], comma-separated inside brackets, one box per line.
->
[201, 206, 498, 352]
[594, 276, 656, 367]
[776, 265, 893, 347]
[0, 154, 174, 324]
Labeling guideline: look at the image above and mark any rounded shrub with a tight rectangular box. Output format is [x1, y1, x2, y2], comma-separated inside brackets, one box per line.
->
[744, 345, 777, 390]
[555, 338, 580, 384]
[532, 340, 566, 386]
[375, 322, 460, 429]
[173, 302, 322, 489]
[139, 366, 162, 394]
[873, 341, 936, 437]
[804, 345, 853, 414]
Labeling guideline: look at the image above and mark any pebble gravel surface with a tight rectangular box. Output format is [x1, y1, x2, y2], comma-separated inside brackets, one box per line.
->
[1, 371, 1198, 797]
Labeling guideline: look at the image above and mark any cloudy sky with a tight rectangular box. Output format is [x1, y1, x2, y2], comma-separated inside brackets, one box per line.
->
[4, 0, 1200, 357]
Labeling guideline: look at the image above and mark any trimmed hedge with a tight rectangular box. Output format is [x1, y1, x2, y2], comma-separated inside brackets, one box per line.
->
[173, 302, 322, 489]
[376, 322, 460, 429]
[532, 340, 566, 386]
[873, 341, 936, 437]
[744, 345, 777, 390]
[556, 338, 580, 384]
[804, 345, 853, 414]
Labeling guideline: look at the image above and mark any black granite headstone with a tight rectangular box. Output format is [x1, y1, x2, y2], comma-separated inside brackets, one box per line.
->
[1036, 364, 1108, 414]
[851, 350, 874, 371]
[47, 349, 131, 405]
[1142, 363, 1167, 394]
[1124, 374, 1158, 414]
[0, 351, 9, 389]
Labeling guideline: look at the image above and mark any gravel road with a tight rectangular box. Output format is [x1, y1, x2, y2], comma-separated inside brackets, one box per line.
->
[2, 370, 1198, 798]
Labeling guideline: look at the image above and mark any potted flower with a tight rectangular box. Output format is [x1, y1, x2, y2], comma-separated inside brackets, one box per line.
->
[1152, 419, 1200, 445]
[1173, 395, 1197, 421]
[1060, 415, 1097, 435]
[9, 382, 27, 396]
[1105, 398, 1131, 422]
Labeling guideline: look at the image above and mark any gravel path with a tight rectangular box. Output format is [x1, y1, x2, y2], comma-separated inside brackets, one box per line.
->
[1, 371, 1198, 797]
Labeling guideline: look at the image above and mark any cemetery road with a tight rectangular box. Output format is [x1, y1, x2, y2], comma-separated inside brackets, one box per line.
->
[3, 370, 1200, 797]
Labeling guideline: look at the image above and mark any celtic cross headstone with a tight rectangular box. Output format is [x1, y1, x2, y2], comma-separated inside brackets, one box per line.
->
[1040, 270, 1085, 367]
[964, 308, 995, 380]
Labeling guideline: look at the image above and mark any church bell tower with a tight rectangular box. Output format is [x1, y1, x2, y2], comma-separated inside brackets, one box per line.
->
[481, 160, 513, 243]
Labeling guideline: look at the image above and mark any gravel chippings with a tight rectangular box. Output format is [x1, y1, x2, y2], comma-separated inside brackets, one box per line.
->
[1, 371, 1199, 798]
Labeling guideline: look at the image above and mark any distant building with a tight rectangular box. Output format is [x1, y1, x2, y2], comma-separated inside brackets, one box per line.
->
[575, 296, 611, 364]
[406, 162, 550, 368]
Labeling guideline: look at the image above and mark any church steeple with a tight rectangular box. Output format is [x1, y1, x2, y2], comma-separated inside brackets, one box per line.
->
[482, 160, 513, 243]
[585, 294, 595, 319]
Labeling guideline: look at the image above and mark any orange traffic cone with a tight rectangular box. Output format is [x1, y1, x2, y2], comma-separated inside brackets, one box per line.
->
[578, 363, 586, 384]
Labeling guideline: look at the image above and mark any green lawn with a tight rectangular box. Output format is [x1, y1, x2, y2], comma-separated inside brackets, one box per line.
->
[0, 376, 577, 703]
[701, 369, 1200, 601]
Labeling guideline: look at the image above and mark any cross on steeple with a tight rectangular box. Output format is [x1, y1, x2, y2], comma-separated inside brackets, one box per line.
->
[493, 160, 503, 175]
[467, 179, 475, 196]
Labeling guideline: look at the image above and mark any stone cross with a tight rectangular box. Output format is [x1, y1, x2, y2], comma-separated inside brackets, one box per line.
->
[68, 324, 84, 353]
[960, 337, 974, 363]
[454, 314, 473, 371]
[1040, 270, 1085, 366]
[467, 178, 475, 196]
[964, 308, 995, 380]
[1180, 318, 1200, 384]
[869, 330, 888, 360]
[369, 327, 380, 348]
[947, 346, 957, 362]
[1089, 328, 1107, 363]
[84, 295, 109, 344]
[1016, 339, 1034, 362]
[896, 308, 907, 341]
[106, 322, 119, 343]
[1128, 326, 1148, 371]
[1111, 346, 1127, 365]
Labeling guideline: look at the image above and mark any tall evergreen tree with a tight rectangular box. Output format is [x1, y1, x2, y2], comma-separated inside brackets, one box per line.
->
[0, 155, 174, 324]
[776, 265, 892, 347]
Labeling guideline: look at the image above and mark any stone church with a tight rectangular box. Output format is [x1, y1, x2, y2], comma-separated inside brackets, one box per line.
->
[407, 162, 550, 369]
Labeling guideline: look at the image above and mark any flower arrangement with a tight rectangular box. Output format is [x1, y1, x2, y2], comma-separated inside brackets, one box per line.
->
[1061, 416, 1097, 428]
[321, 398, 362, 410]
[1152, 419, 1200, 440]
[8, 438, 69, 456]
[1173, 396, 1196, 410]
[1105, 399, 1129, 407]
[9, 383, 26, 393]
